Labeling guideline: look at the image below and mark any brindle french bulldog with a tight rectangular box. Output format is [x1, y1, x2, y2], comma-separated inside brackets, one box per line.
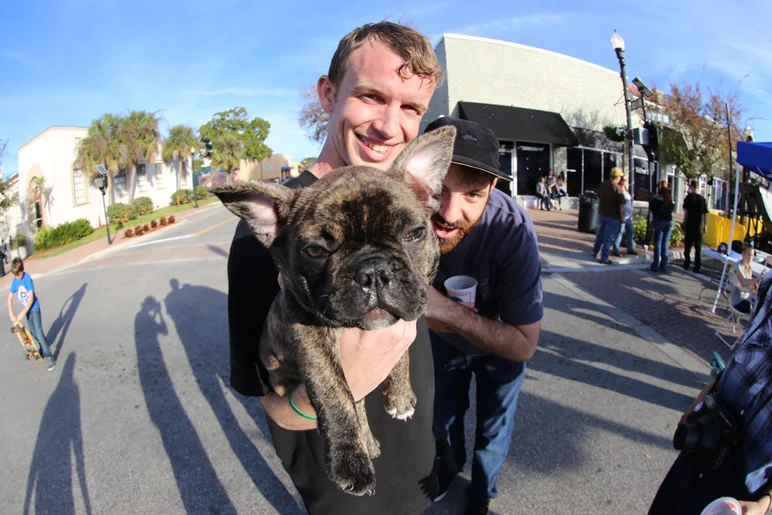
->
[211, 125, 455, 496]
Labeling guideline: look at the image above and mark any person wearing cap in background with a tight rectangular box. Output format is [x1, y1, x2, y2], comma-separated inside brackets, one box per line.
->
[423, 117, 543, 515]
[592, 167, 627, 265]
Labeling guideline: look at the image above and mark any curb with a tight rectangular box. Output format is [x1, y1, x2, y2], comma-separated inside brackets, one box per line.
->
[550, 273, 712, 384]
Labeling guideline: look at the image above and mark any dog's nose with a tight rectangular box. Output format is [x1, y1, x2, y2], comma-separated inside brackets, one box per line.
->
[354, 258, 392, 289]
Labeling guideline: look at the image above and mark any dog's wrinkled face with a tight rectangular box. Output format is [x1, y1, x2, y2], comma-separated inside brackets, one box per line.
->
[212, 126, 456, 330]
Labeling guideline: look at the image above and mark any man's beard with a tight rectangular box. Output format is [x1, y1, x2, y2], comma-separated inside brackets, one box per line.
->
[432, 213, 480, 254]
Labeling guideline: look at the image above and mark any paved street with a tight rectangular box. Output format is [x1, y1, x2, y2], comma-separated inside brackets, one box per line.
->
[1, 205, 710, 514]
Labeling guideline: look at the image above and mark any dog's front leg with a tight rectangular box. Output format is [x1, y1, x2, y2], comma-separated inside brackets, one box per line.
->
[296, 326, 376, 496]
[382, 352, 416, 420]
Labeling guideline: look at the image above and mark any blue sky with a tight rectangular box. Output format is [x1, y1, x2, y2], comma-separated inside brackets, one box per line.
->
[1, 0, 770, 178]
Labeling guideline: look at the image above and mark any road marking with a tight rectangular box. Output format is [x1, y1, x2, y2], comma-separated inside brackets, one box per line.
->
[194, 217, 236, 237]
[128, 234, 193, 249]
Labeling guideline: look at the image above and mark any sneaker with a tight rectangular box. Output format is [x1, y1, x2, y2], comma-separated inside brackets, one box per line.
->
[611, 250, 622, 257]
[433, 459, 458, 503]
[465, 499, 490, 515]
[46, 357, 56, 371]
[600, 259, 615, 265]
[627, 250, 639, 256]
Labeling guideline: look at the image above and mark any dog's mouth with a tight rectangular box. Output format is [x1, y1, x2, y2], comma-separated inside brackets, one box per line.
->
[359, 307, 400, 329]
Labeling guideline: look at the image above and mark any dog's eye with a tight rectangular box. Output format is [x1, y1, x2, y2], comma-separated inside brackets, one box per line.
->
[402, 227, 425, 243]
[304, 245, 330, 258]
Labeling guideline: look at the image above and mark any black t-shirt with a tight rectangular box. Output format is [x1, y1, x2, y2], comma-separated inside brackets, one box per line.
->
[227, 171, 437, 515]
[683, 192, 708, 230]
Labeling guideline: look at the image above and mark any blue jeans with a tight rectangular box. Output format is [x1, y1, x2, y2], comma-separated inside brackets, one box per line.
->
[651, 220, 674, 272]
[592, 215, 621, 261]
[614, 218, 634, 253]
[26, 309, 52, 358]
[432, 337, 526, 503]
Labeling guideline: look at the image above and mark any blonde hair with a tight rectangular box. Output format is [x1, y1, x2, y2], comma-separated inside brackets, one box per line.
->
[327, 21, 444, 91]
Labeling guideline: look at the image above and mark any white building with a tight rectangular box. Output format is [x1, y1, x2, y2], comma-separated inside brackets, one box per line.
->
[422, 34, 699, 211]
[15, 126, 192, 236]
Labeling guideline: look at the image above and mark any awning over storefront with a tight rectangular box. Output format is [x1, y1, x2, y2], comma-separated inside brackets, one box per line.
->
[572, 127, 624, 153]
[458, 101, 579, 147]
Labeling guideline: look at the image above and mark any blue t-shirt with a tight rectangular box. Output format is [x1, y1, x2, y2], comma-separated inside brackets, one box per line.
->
[10, 272, 40, 312]
[431, 189, 543, 357]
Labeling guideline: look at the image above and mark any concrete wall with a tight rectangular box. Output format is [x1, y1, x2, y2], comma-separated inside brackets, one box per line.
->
[427, 34, 644, 133]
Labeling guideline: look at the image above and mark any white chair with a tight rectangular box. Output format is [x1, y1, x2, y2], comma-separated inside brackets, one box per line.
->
[715, 285, 753, 350]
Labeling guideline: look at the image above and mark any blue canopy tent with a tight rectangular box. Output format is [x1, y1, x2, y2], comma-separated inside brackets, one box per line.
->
[712, 141, 772, 313]
[738, 141, 772, 179]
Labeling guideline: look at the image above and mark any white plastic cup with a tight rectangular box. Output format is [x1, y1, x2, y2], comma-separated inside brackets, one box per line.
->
[444, 276, 478, 308]
[700, 497, 742, 515]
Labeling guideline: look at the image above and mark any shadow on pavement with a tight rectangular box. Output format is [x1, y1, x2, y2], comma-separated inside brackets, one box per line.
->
[24, 353, 93, 515]
[48, 283, 88, 361]
[207, 245, 229, 259]
[135, 296, 236, 514]
[164, 279, 303, 514]
[543, 290, 637, 337]
[531, 330, 698, 411]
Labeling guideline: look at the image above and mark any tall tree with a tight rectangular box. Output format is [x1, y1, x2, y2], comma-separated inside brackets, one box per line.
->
[199, 107, 272, 168]
[121, 110, 161, 203]
[0, 138, 17, 215]
[299, 157, 316, 170]
[210, 134, 244, 186]
[162, 125, 200, 191]
[298, 83, 328, 143]
[74, 114, 125, 204]
[660, 82, 743, 180]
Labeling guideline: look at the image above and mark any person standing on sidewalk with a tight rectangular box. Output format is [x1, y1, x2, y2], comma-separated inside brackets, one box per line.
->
[423, 117, 542, 515]
[7, 258, 55, 371]
[682, 180, 708, 273]
[612, 175, 638, 257]
[649, 180, 675, 273]
[226, 21, 443, 515]
[592, 167, 626, 265]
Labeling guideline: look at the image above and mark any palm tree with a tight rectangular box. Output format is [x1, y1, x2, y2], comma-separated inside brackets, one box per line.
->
[211, 134, 244, 186]
[162, 125, 199, 192]
[75, 114, 125, 204]
[121, 110, 161, 203]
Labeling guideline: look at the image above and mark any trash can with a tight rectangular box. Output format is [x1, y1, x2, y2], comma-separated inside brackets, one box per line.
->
[578, 191, 599, 234]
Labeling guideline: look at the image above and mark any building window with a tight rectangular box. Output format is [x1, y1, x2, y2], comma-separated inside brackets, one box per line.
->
[155, 163, 164, 188]
[515, 142, 551, 195]
[73, 169, 86, 205]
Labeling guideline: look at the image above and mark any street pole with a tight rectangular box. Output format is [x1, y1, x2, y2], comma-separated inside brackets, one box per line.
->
[190, 150, 199, 209]
[616, 48, 635, 197]
[101, 190, 111, 245]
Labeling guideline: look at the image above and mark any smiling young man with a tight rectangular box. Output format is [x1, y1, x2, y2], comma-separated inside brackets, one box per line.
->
[227, 22, 443, 515]
[423, 117, 543, 515]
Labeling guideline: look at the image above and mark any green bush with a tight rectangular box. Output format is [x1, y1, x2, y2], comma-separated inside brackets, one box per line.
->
[170, 189, 192, 206]
[195, 185, 209, 199]
[633, 217, 684, 247]
[107, 203, 135, 224]
[133, 197, 154, 216]
[33, 219, 94, 251]
[12, 234, 27, 249]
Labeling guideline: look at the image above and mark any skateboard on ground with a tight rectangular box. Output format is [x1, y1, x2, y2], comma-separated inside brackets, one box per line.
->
[12, 322, 42, 360]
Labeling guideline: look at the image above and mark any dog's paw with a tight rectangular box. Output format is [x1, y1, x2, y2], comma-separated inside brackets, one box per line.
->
[329, 449, 376, 496]
[363, 430, 381, 459]
[384, 389, 417, 421]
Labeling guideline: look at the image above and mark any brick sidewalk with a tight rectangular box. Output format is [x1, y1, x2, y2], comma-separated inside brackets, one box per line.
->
[567, 268, 740, 364]
[528, 208, 683, 272]
[0, 202, 219, 288]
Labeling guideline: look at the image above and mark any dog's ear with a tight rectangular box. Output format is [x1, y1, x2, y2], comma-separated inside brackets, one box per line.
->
[389, 125, 456, 212]
[210, 182, 297, 247]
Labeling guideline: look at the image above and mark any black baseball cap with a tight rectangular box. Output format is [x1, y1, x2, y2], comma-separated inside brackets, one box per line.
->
[424, 117, 512, 182]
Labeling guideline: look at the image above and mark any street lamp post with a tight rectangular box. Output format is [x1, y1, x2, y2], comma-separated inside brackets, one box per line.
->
[190, 147, 199, 208]
[612, 30, 635, 197]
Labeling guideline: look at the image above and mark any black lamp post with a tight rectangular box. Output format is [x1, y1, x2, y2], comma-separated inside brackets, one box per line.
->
[190, 147, 199, 208]
[612, 30, 635, 197]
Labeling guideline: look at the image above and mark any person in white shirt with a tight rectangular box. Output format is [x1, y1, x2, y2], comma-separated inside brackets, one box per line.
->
[612, 176, 638, 256]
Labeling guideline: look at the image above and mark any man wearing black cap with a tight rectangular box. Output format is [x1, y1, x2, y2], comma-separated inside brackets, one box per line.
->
[423, 117, 543, 515]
